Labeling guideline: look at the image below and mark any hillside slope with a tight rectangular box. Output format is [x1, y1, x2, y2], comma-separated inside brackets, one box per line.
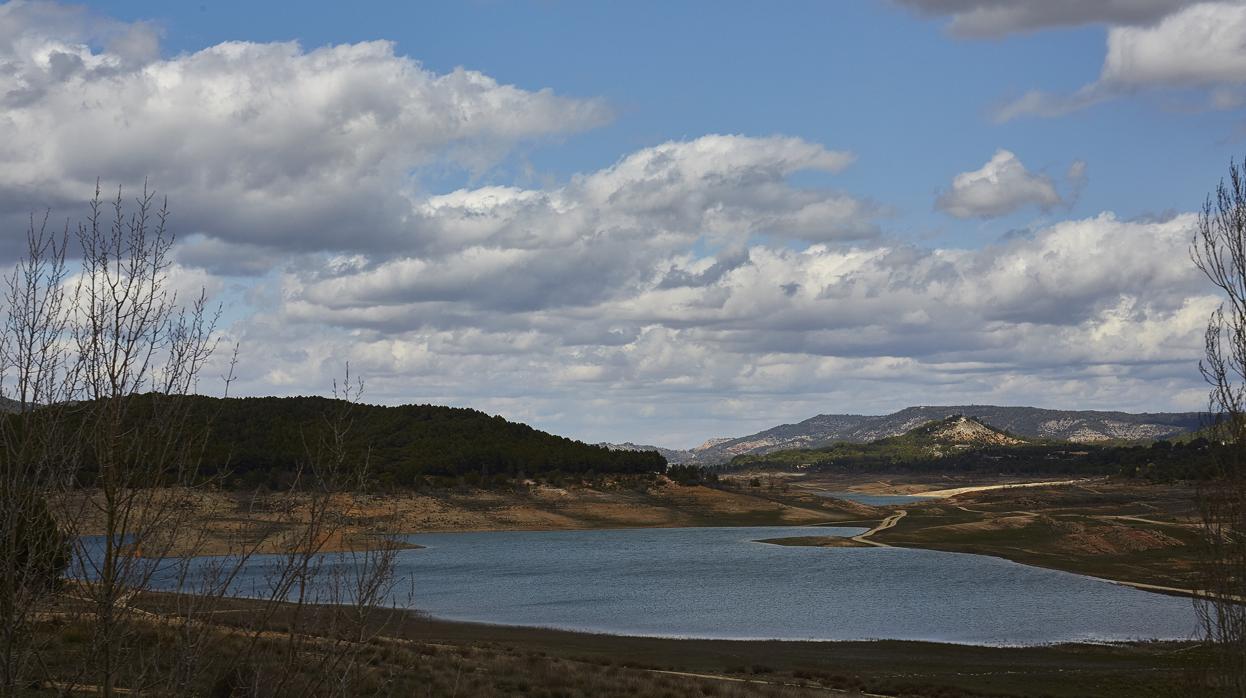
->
[684, 405, 1205, 464]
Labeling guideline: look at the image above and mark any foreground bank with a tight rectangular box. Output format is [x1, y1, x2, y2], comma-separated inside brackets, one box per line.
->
[33, 590, 1219, 697]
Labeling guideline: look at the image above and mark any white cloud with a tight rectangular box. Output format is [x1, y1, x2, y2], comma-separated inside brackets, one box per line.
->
[995, 2, 1246, 120]
[277, 134, 875, 320]
[935, 150, 1068, 219]
[0, 3, 610, 260]
[1102, 2, 1246, 86]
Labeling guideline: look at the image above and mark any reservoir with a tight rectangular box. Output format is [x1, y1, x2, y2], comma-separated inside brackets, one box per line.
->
[150, 525, 1201, 646]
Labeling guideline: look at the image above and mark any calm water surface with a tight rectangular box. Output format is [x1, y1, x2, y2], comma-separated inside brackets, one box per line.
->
[110, 526, 1200, 645]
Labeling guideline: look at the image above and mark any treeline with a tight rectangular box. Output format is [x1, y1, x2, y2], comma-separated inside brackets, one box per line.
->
[666, 464, 720, 485]
[36, 394, 667, 490]
[729, 438, 1230, 480]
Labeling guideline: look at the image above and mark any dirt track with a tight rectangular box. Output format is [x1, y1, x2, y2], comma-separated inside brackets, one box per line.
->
[851, 510, 906, 547]
[912, 478, 1105, 499]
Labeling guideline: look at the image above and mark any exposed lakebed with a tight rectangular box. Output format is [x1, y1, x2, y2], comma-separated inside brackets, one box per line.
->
[129, 525, 1202, 646]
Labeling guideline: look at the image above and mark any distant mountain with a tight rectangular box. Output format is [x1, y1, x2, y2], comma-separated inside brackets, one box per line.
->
[730, 415, 1032, 471]
[728, 414, 1228, 479]
[597, 442, 695, 464]
[681, 405, 1207, 464]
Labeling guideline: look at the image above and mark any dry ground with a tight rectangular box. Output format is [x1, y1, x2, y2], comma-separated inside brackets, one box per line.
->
[51, 477, 878, 556]
[861, 479, 1205, 591]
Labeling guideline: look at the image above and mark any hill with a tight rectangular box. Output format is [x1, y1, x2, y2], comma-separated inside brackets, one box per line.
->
[728, 415, 1226, 480]
[682, 405, 1206, 464]
[728, 415, 1032, 471]
[903, 415, 1025, 448]
[58, 394, 666, 489]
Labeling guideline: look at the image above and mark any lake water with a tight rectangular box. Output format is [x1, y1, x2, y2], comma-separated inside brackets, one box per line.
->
[812, 491, 934, 506]
[141, 526, 1201, 646]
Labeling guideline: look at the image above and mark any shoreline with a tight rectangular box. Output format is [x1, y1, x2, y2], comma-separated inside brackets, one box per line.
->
[114, 590, 1212, 697]
[391, 611, 1198, 649]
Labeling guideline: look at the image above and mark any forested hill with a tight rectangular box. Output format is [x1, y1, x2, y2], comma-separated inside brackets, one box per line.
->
[68, 395, 667, 489]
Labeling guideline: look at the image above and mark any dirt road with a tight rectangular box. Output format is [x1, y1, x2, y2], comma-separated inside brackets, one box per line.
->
[911, 478, 1104, 499]
[851, 510, 906, 547]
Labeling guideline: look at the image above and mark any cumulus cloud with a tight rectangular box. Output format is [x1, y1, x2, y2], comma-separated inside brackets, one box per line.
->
[1101, 2, 1246, 86]
[276, 134, 875, 321]
[893, 0, 1196, 37]
[407, 135, 870, 256]
[935, 150, 1076, 219]
[995, 2, 1246, 120]
[0, 1, 610, 260]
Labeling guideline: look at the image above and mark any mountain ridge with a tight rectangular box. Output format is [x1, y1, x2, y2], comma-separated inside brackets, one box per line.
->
[609, 405, 1208, 464]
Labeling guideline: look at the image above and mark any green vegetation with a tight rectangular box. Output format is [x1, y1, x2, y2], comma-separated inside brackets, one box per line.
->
[48, 394, 667, 490]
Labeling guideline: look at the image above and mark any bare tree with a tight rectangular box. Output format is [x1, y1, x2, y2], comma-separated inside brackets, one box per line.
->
[54, 183, 225, 696]
[1191, 158, 1246, 695]
[0, 215, 74, 696]
[1, 184, 408, 696]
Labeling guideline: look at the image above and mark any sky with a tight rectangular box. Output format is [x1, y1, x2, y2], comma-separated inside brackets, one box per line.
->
[1, 0, 1243, 448]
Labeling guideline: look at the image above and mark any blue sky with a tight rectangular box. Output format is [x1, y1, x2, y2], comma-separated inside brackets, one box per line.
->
[2, 0, 1244, 446]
